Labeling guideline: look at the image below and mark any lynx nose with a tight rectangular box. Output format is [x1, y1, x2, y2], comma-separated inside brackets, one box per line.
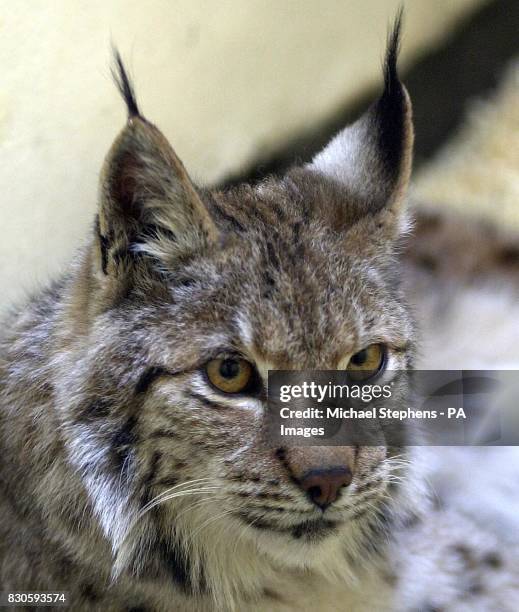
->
[300, 468, 352, 509]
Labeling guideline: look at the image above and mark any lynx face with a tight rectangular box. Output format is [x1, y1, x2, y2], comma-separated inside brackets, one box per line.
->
[56, 23, 416, 601]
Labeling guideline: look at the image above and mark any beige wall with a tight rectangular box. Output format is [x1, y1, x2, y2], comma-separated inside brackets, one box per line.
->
[0, 0, 484, 308]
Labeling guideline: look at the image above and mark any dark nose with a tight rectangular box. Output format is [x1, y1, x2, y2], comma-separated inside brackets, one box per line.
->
[300, 468, 352, 509]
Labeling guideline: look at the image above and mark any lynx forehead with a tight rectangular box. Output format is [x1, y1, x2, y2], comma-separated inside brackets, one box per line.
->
[0, 16, 423, 611]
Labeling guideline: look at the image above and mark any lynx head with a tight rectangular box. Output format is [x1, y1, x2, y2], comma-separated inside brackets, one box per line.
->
[59, 16, 418, 606]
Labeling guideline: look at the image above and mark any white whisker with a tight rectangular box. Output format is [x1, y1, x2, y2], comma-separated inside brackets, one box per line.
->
[187, 509, 235, 544]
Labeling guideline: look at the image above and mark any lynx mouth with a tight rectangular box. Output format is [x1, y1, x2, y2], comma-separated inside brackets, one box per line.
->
[236, 512, 339, 541]
[289, 518, 338, 540]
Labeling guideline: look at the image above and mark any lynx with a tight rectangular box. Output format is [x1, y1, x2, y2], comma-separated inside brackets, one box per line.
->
[1, 17, 519, 611]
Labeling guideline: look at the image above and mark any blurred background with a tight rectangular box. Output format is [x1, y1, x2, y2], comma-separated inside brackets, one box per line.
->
[0, 0, 518, 309]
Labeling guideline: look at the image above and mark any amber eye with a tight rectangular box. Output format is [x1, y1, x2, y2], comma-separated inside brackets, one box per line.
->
[205, 357, 254, 394]
[346, 344, 386, 381]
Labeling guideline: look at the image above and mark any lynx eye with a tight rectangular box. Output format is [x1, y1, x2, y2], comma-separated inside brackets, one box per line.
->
[346, 343, 386, 381]
[205, 357, 254, 394]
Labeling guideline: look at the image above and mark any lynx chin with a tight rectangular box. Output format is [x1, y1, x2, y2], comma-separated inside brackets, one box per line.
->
[2, 15, 519, 612]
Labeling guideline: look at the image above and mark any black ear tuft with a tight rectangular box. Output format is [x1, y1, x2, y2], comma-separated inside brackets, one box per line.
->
[375, 8, 409, 183]
[111, 48, 141, 118]
[383, 7, 403, 95]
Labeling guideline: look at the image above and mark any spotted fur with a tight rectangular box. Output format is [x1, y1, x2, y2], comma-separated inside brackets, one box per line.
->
[1, 16, 519, 612]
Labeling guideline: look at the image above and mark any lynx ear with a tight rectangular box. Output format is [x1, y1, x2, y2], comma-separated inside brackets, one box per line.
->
[310, 14, 413, 216]
[96, 53, 218, 277]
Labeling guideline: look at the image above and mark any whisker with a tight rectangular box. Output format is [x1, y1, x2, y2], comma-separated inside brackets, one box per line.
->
[233, 513, 263, 553]
[187, 509, 235, 544]
[143, 477, 215, 508]
[174, 496, 226, 523]
[138, 487, 220, 519]
[139, 479, 216, 515]
[119, 487, 221, 551]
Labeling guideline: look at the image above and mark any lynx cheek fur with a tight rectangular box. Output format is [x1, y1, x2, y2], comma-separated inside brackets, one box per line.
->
[0, 21, 425, 611]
